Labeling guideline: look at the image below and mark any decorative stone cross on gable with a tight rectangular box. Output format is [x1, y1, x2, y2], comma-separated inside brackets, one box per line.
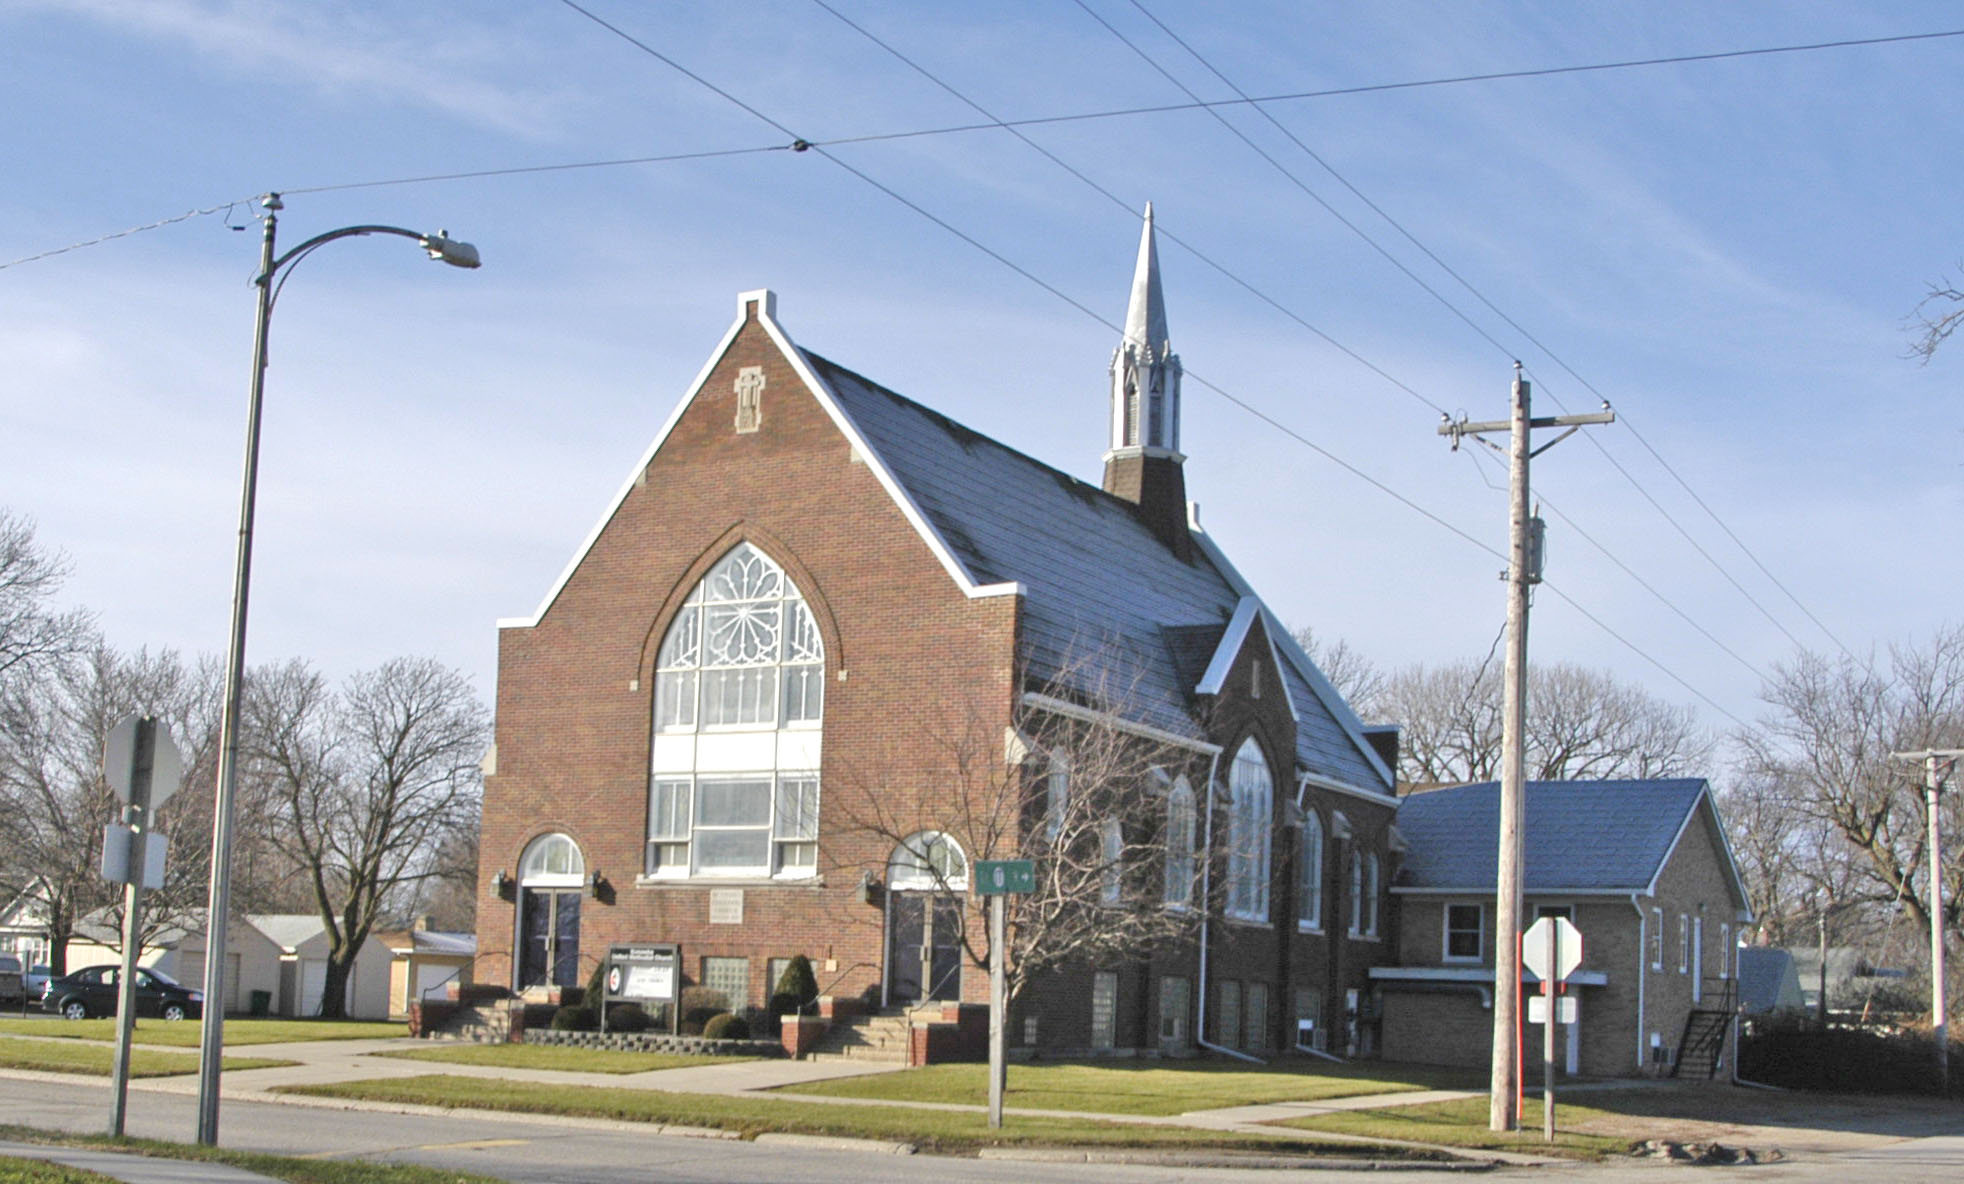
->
[734, 365, 765, 433]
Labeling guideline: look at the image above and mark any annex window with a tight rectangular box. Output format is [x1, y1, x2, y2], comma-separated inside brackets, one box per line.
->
[1650, 908, 1664, 970]
[1226, 739, 1273, 921]
[1297, 810, 1324, 932]
[1091, 971, 1118, 1049]
[701, 956, 750, 1013]
[648, 543, 824, 879]
[1216, 979, 1242, 1050]
[1444, 903, 1483, 961]
[1245, 981, 1270, 1053]
[1679, 913, 1690, 974]
[1718, 923, 1731, 979]
[1163, 777, 1196, 909]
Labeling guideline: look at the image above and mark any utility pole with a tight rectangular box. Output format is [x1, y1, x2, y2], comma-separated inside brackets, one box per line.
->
[1441, 365, 1612, 1132]
[1891, 748, 1960, 1093]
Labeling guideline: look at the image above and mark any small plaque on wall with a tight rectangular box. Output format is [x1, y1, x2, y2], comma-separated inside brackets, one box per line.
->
[709, 889, 744, 924]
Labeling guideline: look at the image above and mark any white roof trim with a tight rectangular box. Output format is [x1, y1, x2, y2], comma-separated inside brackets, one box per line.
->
[1196, 597, 1260, 695]
[1650, 784, 1753, 918]
[1020, 691, 1221, 755]
[1187, 527, 1396, 793]
[1392, 885, 1653, 897]
[500, 289, 1021, 630]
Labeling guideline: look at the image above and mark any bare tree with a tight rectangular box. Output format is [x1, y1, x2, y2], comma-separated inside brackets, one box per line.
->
[1741, 627, 1964, 991]
[1375, 657, 1712, 786]
[242, 657, 488, 1017]
[1907, 269, 1964, 362]
[1291, 626, 1385, 718]
[830, 665, 1204, 1009]
[0, 641, 219, 974]
[0, 510, 91, 689]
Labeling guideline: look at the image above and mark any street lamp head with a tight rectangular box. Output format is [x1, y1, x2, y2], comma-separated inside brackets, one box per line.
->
[421, 230, 480, 269]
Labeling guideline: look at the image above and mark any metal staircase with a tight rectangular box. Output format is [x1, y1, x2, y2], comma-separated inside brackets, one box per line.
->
[1672, 979, 1736, 1079]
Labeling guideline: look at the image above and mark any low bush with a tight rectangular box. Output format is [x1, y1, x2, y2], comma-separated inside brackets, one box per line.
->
[702, 1012, 750, 1041]
[549, 1004, 597, 1032]
[679, 985, 727, 1036]
[606, 1003, 653, 1033]
[1740, 1018, 1957, 1094]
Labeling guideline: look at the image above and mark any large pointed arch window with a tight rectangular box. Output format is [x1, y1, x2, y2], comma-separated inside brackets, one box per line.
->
[649, 543, 823, 878]
[1226, 739, 1274, 921]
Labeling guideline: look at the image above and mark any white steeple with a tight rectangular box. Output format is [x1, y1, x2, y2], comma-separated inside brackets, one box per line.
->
[1107, 203, 1183, 458]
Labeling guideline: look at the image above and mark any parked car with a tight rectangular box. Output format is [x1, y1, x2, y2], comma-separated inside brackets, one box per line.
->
[41, 965, 203, 1021]
[24, 965, 51, 999]
[0, 955, 21, 1004]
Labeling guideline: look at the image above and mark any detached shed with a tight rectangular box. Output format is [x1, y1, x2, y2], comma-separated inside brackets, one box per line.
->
[373, 923, 475, 1019]
[66, 911, 282, 1015]
[246, 914, 391, 1019]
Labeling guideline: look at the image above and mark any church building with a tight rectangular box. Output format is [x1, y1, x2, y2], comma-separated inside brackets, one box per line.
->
[476, 207, 1403, 1057]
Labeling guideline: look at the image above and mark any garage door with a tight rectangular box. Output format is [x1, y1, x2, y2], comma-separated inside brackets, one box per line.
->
[299, 960, 327, 1017]
[413, 963, 453, 1001]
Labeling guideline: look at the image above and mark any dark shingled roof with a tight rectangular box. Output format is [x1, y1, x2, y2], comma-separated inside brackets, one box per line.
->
[1394, 779, 1711, 892]
[807, 351, 1386, 790]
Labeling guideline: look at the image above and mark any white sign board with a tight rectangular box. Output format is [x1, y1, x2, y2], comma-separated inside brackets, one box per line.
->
[1522, 915, 1583, 982]
[1527, 994, 1578, 1025]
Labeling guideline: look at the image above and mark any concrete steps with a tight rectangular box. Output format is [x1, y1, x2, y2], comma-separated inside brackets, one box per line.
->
[806, 1009, 911, 1063]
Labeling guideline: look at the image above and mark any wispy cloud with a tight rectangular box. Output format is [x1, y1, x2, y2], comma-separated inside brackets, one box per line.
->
[19, 0, 568, 139]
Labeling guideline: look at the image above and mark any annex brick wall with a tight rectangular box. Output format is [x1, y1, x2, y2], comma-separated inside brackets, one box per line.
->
[477, 300, 1018, 1014]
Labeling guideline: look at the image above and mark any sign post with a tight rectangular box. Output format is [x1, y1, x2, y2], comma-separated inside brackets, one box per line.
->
[101, 715, 183, 1137]
[975, 859, 1034, 1130]
[1521, 915, 1582, 1142]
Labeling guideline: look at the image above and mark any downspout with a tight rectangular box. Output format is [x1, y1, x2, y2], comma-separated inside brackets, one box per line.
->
[1630, 894, 1647, 1073]
[1193, 749, 1261, 1063]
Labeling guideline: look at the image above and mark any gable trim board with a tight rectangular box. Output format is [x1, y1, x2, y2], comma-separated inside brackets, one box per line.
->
[500, 289, 1021, 630]
[1021, 691, 1222, 755]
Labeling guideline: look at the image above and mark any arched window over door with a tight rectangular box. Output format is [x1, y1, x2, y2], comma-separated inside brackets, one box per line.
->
[886, 832, 966, 1006]
[517, 833, 585, 990]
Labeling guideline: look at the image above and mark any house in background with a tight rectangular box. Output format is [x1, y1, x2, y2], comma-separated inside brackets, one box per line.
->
[373, 921, 475, 1019]
[0, 880, 53, 970]
[248, 914, 391, 1019]
[1785, 946, 1911, 1021]
[1736, 946, 1806, 1018]
[1376, 779, 1752, 1078]
[66, 911, 282, 1016]
[475, 209, 1402, 1058]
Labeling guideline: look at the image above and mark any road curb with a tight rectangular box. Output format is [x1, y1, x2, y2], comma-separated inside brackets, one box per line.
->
[754, 1132, 919, 1155]
[976, 1148, 1497, 1171]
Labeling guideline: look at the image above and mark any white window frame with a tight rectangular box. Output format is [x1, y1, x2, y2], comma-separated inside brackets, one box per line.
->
[1678, 913, 1690, 974]
[1443, 902, 1483, 962]
[1650, 907, 1664, 970]
[888, 831, 969, 891]
[1163, 778, 1196, 909]
[1297, 810, 1324, 933]
[1348, 850, 1380, 938]
[646, 772, 819, 879]
[1718, 923, 1731, 980]
[1226, 739, 1273, 922]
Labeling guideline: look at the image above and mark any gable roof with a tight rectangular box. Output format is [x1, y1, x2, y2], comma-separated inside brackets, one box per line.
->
[247, 913, 331, 953]
[505, 289, 1391, 795]
[1393, 779, 1747, 902]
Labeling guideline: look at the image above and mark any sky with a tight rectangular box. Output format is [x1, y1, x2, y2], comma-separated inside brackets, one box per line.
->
[3, 0, 1960, 746]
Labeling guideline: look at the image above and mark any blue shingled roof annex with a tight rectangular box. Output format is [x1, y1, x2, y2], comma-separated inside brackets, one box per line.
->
[1394, 779, 1719, 894]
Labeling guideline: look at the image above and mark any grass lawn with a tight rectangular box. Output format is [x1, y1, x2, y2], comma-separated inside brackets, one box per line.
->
[0, 1018, 403, 1047]
[0, 1125, 506, 1184]
[1279, 1095, 1637, 1161]
[370, 1043, 744, 1074]
[0, 1040, 292, 1077]
[280, 1074, 1440, 1159]
[776, 1059, 1481, 1116]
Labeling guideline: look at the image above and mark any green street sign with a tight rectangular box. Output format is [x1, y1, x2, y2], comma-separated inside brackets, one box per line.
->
[975, 859, 1036, 895]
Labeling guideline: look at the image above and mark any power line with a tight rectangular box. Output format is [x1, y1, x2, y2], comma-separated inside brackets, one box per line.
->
[0, 200, 252, 272]
[1119, 0, 1844, 668]
[564, 0, 1749, 723]
[281, 144, 791, 196]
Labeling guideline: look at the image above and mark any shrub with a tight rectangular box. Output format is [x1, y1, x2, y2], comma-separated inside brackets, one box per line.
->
[549, 1004, 597, 1031]
[702, 1012, 751, 1041]
[1740, 1019, 1957, 1094]
[679, 985, 728, 1036]
[770, 955, 819, 1018]
[606, 1002, 653, 1033]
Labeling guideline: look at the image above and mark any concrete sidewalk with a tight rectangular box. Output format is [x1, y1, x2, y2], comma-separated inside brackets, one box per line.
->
[0, 1140, 281, 1184]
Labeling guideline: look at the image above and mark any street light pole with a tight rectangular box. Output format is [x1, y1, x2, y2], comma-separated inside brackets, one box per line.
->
[1892, 748, 1960, 1094]
[195, 194, 479, 1146]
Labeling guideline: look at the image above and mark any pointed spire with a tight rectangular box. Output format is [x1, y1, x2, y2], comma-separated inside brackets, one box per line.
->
[1104, 203, 1191, 561]
[1124, 202, 1170, 357]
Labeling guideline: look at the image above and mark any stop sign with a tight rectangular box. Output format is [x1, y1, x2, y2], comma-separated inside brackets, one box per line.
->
[1522, 915, 1583, 982]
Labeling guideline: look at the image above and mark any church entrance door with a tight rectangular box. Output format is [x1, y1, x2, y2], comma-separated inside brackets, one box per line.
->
[887, 893, 961, 1005]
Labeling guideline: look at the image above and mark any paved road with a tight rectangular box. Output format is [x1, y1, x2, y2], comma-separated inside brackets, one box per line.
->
[4, 1073, 1963, 1184]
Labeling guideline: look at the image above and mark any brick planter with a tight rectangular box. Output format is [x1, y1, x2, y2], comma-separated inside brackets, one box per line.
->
[781, 1015, 829, 1059]
[524, 1028, 785, 1057]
